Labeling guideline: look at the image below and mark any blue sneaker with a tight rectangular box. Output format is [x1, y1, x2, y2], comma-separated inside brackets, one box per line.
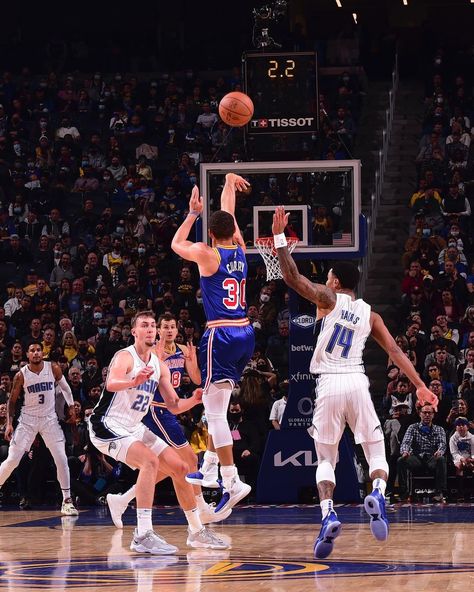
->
[185, 471, 221, 489]
[214, 479, 251, 513]
[364, 488, 389, 541]
[313, 511, 342, 559]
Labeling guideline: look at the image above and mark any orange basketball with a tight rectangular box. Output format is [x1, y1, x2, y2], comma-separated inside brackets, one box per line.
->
[218, 92, 254, 127]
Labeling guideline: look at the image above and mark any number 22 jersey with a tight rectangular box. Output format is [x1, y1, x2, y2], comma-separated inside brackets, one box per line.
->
[310, 293, 371, 374]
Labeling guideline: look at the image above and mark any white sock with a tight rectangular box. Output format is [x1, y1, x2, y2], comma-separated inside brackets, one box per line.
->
[122, 485, 137, 504]
[136, 508, 153, 536]
[372, 478, 387, 496]
[201, 451, 219, 475]
[195, 493, 208, 511]
[62, 489, 71, 501]
[320, 498, 334, 520]
[221, 465, 237, 491]
[185, 508, 203, 533]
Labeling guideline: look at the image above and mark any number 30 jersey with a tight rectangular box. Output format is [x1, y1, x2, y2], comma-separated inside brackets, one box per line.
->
[200, 245, 247, 321]
[310, 293, 371, 374]
[91, 345, 161, 435]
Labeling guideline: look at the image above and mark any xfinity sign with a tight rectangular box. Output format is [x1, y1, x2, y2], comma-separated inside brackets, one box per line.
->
[291, 315, 315, 329]
[274, 450, 318, 467]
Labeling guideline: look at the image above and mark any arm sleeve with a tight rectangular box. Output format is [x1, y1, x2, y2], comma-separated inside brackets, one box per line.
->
[56, 376, 74, 406]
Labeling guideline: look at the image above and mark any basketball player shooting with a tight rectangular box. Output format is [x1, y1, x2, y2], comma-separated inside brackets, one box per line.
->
[272, 205, 438, 559]
[171, 173, 255, 514]
[0, 342, 78, 515]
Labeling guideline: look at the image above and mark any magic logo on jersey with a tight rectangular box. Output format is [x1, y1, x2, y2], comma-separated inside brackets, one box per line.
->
[26, 382, 54, 394]
[137, 379, 158, 395]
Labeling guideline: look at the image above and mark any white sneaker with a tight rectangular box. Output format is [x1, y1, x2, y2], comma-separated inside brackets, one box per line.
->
[199, 502, 232, 525]
[186, 527, 229, 549]
[61, 498, 79, 516]
[185, 470, 221, 488]
[214, 479, 251, 513]
[107, 493, 128, 529]
[130, 529, 178, 555]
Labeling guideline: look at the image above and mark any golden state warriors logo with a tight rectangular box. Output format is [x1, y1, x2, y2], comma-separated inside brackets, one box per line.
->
[1, 555, 474, 589]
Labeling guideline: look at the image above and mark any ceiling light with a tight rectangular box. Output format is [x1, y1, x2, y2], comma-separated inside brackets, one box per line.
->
[335, 0, 342, 7]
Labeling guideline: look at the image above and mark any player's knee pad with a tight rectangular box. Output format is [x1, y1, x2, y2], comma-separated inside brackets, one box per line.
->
[206, 411, 232, 448]
[362, 440, 389, 477]
[0, 446, 25, 484]
[202, 383, 232, 415]
[316, 460, 336, 485]
[368, 456, 389, 477]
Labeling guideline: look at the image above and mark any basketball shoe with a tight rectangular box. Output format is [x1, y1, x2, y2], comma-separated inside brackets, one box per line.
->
[214, 478, 251, 514]
[61, 498, 79, 516]
[186, 527, 229, 550]
[107, 493, 129, 528]
[313, 511, 342, 559]
[186, 470, 221, 489]
[130, 529, 178, 555]
[364, 488, 389, 541]
[199, 502, 232, 524]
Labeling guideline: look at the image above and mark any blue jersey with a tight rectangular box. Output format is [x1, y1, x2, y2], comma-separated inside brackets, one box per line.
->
[200, 245, 247, 321]
[141, 345, 188, 448]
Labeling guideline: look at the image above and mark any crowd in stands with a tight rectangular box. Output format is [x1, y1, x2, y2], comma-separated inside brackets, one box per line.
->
[0, 62, 362, 507]
[382, 49, 474, 502]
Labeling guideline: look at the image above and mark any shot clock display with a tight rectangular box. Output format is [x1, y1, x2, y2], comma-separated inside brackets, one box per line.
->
[243, 51, 318, 135]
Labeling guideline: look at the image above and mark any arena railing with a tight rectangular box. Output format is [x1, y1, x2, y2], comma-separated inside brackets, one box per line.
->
[359, 53, 399, 296]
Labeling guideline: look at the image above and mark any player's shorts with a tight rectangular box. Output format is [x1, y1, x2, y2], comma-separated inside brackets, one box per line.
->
[89, 419, 168, 469]
[142, 405, 188, 449]
[200, 323, 255, 390]
[308, 373, 383, 445]
[10, 411, 65, 453]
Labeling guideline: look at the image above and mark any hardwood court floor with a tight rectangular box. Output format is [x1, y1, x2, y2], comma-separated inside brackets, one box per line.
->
[0, 504, 473, 591]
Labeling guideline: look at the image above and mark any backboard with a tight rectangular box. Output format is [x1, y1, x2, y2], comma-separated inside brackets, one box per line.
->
[199, 160, 365, 259]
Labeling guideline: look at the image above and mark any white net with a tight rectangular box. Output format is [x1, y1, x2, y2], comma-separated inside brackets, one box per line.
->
[255, 237, 299, 281]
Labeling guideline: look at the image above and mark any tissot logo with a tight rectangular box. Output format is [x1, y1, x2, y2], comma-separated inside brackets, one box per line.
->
[274, 450, 318, 467]
[250, 117, 315, 129]
[291, 315, 315, 328]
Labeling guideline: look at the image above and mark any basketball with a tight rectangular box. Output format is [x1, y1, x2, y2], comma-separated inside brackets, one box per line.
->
[218, 91, 254, 127]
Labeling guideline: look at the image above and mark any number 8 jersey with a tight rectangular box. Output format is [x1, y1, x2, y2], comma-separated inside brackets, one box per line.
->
[200, 245, 247, 320]
[310, 293, 371, 374]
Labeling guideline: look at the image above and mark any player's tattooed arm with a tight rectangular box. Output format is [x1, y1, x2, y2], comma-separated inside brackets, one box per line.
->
[273, 206, 336, 310]
[5, 371, 23, 440]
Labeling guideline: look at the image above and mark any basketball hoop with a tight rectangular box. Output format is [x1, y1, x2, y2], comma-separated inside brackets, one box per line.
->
[255, 236, 299, 281]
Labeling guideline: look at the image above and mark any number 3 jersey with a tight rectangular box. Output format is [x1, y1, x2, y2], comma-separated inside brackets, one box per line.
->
[310, 293, 371, 375]
[20, 361, 56, 416]
[200, 245, 248, 321]
[91, 345, 161, 436]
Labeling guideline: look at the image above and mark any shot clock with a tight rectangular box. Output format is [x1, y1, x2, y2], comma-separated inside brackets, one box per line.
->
[243, 51, 319, 135]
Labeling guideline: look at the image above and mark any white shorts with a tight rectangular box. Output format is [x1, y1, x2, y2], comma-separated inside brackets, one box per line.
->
[309, 373, 383, 445]
[89, 422, 169, 469]
[11, 412, 65, 453]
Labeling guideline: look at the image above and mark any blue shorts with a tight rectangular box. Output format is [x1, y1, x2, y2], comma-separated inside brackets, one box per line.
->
[142, 406, 188, 449]
[199, 325, 255, 390]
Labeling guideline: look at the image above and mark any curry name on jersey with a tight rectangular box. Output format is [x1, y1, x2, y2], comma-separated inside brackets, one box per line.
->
[310, 292, 371, 374]
[200, 245, 247, 321]
[21, 361, 56, 416]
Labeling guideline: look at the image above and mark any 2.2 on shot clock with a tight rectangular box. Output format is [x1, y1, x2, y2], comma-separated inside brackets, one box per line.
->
[243, 51, 319, 135]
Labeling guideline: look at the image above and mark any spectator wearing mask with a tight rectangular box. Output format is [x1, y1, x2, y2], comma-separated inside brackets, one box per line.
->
[449, 417, 474, 501]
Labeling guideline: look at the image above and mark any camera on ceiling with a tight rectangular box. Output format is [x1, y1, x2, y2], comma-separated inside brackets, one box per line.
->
[252, 0, 287, 22]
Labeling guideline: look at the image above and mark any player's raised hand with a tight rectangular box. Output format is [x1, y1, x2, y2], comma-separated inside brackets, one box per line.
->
[186, 340, 197, 363]
[416, 385, 439, 412]
[226, 173, 250, 192]
[189, 184, 203, 215]
[272, 206, 290, 235]
[132, 366, 155, 387]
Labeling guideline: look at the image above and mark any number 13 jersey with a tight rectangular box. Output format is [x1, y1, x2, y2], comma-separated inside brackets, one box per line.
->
[310, 293, 371, 375]
[200, 245, 247, 321]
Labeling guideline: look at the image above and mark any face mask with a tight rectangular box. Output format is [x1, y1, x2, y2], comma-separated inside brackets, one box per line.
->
[94, 312, 102, 320]
[138, 247, 146, 255]
[296, 175, 303, 183]
[13, 144, 21, 156]
[83, 304, 92, 310]
[13, 207, 22, 214]
[451, 230, 459, 236]
[196, 297, 203, 305]
[126, 181, 133, 189]
[189, 176, 197, 184]
[228, 411, 242, 422]
[98, 327, 107, 335]
[163, 298, 172, 306]
[103, 175, 111, 181]
[260, 294, 270, 303]
[122, 330, 130, 338]
[86, 364, 96, 372]
[79, 346, 88, 354]
[54, 250, 61, 257]
[116, 227, 124, 235]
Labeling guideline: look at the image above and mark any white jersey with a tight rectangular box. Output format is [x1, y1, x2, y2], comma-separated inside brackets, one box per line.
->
[20, 362, 56, 417]
[310, 292, 371, 374]
[90, 345, 161, 437]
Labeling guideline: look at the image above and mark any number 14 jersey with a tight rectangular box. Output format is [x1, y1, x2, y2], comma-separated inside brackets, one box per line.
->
[310, 293, 371, 374]
[200, 245, 247, 321]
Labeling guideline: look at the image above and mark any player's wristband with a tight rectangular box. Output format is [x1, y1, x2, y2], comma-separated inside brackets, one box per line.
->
[189, 211, 200, 218]
[273, 233, 287, 249]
